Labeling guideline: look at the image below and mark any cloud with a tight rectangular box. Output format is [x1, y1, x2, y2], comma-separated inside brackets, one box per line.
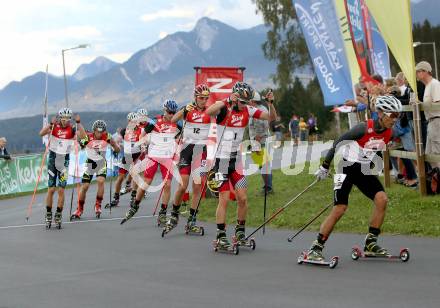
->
[140, 8, 195, 22]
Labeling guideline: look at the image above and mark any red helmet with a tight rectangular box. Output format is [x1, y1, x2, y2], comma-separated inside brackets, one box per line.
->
[194, 84, 210, 97]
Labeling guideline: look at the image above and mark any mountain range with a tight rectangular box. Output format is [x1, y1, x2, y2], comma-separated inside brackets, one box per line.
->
[0, 18, 287, 119]
[0, 0, 437, 120]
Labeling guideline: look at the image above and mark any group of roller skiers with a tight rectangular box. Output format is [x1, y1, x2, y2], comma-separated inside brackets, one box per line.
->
[39, 81, 405, 263]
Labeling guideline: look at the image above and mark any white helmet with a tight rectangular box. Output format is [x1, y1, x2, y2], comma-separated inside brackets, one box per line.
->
[127, 112, 138, 121]
[375, 95, 403, 113]
[137, 108, 148, 117]
[58, 107, 73, 119]
[92, 120, 107, 132]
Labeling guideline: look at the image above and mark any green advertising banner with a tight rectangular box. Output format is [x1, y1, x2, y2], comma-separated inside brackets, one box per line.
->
[0, 154, 48, 196]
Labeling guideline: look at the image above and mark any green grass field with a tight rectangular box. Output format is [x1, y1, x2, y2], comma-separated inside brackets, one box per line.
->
[197, 167, 440, 237]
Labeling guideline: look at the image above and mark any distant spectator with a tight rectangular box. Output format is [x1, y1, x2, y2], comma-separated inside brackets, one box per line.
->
[416, 61, 440, 168]
[299, 117, 308, 142]
[307, 113, 318, 142]
[0, 137, 11, 160]
[249, 91, 276, 194]
[289, 114, 299, 145]
[271, 116, 285, 149]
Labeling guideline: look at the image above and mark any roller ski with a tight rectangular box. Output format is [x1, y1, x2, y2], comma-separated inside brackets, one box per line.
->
[95, 203, 102, 219]
[212, 230, 239, 255]
[104, 199, 119, 209]
[45, 212, 52, 229]
[351, 233, 409, 262]
[161, 213, 179, 237]
[54, 212, 62, 229]
[157, 209, 167, 227]
[297, 241, 338, 269]
[184, 216, 204, 236]
[120, 204, 139, 225]
[70, 206, 83, 221]
[232, 226, 255, 250]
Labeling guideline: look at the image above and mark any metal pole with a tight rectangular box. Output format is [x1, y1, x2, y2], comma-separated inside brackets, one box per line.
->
[62, 49, 69, 108]
[432, 42, 438, 80]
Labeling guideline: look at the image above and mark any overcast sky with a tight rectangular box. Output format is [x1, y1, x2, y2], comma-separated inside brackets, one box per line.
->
[0, 0, 264, 89]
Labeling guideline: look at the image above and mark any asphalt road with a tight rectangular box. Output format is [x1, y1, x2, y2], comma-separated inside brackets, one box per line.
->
[0, 146, 439, 308]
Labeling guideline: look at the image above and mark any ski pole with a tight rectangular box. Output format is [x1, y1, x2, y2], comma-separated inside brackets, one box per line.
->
[26, 122, 55, 221]
[244, 178, 318, 241]
[69, 123, 80, 220]
[109, 149, 113, 215]
[26, 146, 50, 221]
[287, 201, 333, 243]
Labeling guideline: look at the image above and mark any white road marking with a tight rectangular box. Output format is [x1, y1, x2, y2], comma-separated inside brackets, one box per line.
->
[0, 214, 155, 230]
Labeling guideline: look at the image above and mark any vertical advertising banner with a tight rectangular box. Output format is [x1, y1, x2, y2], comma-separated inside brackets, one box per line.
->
[294, 0, 354, 106]
[370, 17, 391, 78]
[344, 0, 376, 82]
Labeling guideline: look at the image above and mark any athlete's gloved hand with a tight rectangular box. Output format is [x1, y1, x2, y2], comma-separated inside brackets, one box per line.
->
[185, 103, 196, 112]
[314, 165, 329, 181]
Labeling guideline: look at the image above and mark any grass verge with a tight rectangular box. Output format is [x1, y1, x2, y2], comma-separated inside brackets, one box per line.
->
[197, 167, 440, 237]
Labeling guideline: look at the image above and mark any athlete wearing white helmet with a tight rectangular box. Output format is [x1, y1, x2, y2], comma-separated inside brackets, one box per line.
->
[306, 94, 403, 262]
[39, 108, 86, 228]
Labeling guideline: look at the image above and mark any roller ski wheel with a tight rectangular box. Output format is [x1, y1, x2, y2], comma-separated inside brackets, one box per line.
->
[184, 222, 205, 236]
[45, 212, 52, 229]
[232, 236, 256, 250]
[54, 213, 62, 229]
[70, 214, 81, 221]
[95, 205, 102, 219]
[297, 251, 338, 269]
[212, 239, 239, 255]
[351, 245, 410, 262]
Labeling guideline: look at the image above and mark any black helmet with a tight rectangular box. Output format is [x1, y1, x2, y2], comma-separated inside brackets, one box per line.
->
[92, 120, 107, 132]
[232, 82, 254, 102]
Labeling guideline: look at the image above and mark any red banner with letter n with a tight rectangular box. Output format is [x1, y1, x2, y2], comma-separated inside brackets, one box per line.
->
[194, 67, 245, 107]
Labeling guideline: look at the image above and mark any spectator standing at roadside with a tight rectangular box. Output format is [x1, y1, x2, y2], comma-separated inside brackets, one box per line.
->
[299, 117, 308, 142]
[0, 137, 11, 160]
[416, 61, 440, 168]
[271, 116, 285, 149]
[289, 114, 299, 145]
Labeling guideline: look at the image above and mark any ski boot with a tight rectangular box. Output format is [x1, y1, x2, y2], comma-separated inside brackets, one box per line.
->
[232, 226, 255, 250]
[95, 202, 102, 219]
[306, 240, 325, 261]
[70, 205, 83, 221]
[45, 211, 52, 229]
[161, 212, 179, 237]
[157, 209, 167, 227]
[129, 192, 137, 207]
[120, 204, 139, 225]
[212, 230, 239, 255]
[297, 240, 339, 268]
[120, 183, 132, 196]
[54, 212, 62, 229]
[363, 233, 390, 256]
[184, 215, 204, 236]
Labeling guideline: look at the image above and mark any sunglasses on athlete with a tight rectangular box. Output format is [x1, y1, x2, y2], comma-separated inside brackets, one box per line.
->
[383, 112, 399, 119]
